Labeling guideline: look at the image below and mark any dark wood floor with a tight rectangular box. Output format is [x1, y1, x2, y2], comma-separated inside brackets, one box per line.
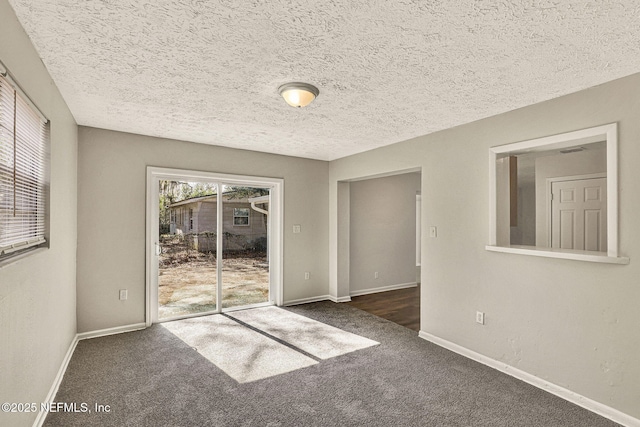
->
[346, 286, 420, 331]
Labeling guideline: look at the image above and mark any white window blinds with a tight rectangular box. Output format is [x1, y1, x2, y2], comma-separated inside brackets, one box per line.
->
[0, 74, 49, 257]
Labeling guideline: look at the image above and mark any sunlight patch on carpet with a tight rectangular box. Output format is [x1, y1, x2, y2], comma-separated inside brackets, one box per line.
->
[228, 306, 379, 359]
[161, 315, 317, 383]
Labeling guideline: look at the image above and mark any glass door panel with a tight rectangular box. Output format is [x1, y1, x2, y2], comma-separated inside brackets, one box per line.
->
[221, 184, 270, 309]
[158, 180, 218, 319]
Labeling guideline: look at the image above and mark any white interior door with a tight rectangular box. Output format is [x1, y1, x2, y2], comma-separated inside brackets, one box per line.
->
[551, 177, 607, 252]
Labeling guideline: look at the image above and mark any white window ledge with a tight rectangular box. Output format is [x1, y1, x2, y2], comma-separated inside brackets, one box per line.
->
[0, 246, 48, 270]
[485, 245, 629, 264]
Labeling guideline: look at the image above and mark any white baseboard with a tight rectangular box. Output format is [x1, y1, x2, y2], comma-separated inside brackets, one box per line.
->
[349, 282, 417, 297]
[284, 295, 333, 306]
[284, 295, 354, 305]
[284, 285, 419, 306]
[418, 331, 639, 427]
[33, 323, 148, 426]
[32, 334, 79, 427]
[77, 322, 147, 340]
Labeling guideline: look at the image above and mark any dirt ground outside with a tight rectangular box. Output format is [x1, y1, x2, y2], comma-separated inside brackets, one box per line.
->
[158, 235, 269, 319]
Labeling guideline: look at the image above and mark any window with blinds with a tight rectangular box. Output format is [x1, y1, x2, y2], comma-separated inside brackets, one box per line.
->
[0, 73, 49, 260]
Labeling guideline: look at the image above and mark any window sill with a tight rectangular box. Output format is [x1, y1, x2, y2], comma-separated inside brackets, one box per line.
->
[0, 246, 48, 270]
[485, 245, 629, 265]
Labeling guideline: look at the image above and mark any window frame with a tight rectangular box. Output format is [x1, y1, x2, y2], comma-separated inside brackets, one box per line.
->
[486, 123, 628, 264]
[0, 69, 50, 266]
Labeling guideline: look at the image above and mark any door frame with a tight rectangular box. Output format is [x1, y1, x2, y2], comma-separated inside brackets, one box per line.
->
[546, 172, 606, 248]
[145, 166, 284, 327]
[416, 194, 421, 267]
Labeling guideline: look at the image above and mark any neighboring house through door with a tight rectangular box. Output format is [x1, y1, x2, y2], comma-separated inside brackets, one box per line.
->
[167, 192, 268, 252]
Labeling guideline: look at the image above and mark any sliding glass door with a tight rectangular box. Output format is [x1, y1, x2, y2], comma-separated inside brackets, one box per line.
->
[148, 168, 282, 324]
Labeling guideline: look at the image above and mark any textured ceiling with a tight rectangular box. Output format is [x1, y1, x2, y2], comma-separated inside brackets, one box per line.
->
[7, 0, 640, 161]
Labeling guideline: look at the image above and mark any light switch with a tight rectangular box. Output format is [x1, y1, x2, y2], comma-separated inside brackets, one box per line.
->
[429, 226, 437, 238]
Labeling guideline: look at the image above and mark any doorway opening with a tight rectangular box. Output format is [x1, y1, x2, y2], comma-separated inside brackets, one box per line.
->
[340, 170, 422, 331]
[146, 167, 283, 325]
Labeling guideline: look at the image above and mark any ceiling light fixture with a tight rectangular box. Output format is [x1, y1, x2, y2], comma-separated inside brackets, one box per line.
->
[278, 82, 319, 108]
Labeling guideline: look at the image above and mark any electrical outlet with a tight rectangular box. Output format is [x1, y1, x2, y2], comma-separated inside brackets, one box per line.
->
[476, 311, 485, 325]
[293, 225, 301, 234]
[119, 289, 128, 301]
[304, 272, 310, 280]
[374, 272, 379, 279]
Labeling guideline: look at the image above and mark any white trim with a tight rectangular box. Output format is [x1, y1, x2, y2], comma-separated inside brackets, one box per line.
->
[284, 295, 334, 306]
[290, 294, 353, 304]
[216, 183, 223, 309]
[0, 247, 47, 270]
[1, 237, 46, 255]
[418, 331, 640, 427]
[488, 123, 624, 261]
[350, 282, 418, 297]
[605, 124, 618, 258]
[32, 335, 79, 427]
[490, 124, 615, 155]
[488, 147, 497, 246]
[76, 323, 147, 341]
[33, 323, 146, 426]
[287, 295, 353, 305]
[329, 295, 352, 303]
[146, 168, 158, 326]
[345, 167, 422, 183]
[416, 194, 422, 267]
[485, 245, 629, 264]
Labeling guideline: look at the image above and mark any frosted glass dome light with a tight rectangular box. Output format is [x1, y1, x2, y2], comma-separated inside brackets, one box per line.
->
[278, 82, 319, 108]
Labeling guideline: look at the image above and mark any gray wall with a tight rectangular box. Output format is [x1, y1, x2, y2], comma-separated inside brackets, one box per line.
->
[0, 1, 78, 426]
[349, 173, 421, 294]
[329, 73, 640, 418]
[76, 127, 329, 332]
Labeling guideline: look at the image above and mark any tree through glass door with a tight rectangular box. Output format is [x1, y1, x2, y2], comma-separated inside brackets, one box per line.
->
[157, 180, 270, 320]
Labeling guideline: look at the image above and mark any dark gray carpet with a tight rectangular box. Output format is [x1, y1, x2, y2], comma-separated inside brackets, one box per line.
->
[44, 302, 619, 426]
